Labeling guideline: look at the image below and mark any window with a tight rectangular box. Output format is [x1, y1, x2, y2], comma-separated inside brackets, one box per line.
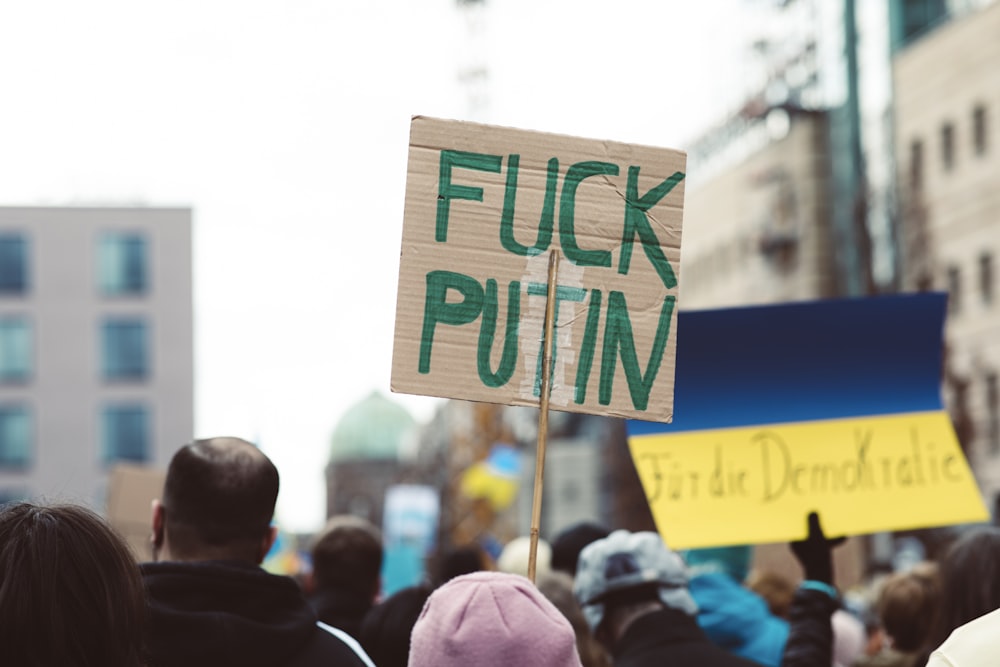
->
[0, 318, 31, 382]
[101, 318, 149, 380]
[909, 139, 923, 191]
[947, 265, 961, 314]
[0, 405, 31, 469]
[988, 373, 1000, 456]
[941, 123, 955, 171]
[973, 105, 988, 157]
[981, 252, 995, 306]
[98, 233, 147, 295]
[0, 234, 28, 294]
[101, 405, 149, 464]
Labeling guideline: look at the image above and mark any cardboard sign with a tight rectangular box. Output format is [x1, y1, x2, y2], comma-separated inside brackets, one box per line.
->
[628, 294, 988, 548]
[106, 462, 166, 561]
[392, 117, 687, 422]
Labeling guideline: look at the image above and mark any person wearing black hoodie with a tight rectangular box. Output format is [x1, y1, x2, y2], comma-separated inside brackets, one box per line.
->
[308, 514, 383, 640]
[143, 437, 374, 667]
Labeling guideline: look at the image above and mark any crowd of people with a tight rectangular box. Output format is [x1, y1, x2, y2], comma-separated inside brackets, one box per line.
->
[1, 436, 998, 666]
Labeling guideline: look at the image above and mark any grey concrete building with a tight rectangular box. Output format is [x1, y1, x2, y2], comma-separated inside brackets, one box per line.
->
[0, 206, 193, 509]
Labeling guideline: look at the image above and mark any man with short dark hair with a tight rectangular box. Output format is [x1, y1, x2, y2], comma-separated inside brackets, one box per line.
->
[551, 520, 610, 578]
[144, 437, 374, 667]
[309, 514, 384, 639]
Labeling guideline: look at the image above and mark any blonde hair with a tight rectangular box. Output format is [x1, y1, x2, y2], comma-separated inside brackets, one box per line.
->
[497, 535, 551, 578]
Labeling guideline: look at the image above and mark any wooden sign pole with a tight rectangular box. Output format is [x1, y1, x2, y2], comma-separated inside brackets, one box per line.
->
[528, 250, 560, 583]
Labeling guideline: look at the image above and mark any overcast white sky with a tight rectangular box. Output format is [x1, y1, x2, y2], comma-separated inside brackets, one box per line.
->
[0, 0, 748, 532]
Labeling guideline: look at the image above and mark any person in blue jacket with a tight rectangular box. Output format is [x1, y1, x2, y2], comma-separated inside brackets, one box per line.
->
[685, 544, 790, 666]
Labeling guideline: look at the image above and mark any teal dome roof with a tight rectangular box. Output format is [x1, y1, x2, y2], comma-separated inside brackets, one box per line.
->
[329, 391, 416, 463]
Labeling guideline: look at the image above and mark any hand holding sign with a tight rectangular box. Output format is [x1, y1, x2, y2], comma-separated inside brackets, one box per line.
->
[392, 117, 689, 581]
[790, 512, 845, 586]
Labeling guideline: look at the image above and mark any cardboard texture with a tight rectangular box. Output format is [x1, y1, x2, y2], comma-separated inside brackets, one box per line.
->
[392, 116, 687, 422]
[106, 462, 166, 562]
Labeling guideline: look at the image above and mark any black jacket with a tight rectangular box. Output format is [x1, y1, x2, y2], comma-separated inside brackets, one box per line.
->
[781, 585, 841, 667]
[613, 607, 766, 667]
[308, 587, 372, 641]
[141, 561, 371, 667]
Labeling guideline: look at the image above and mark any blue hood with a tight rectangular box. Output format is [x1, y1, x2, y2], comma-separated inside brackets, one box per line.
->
[689, 571, 789, 667]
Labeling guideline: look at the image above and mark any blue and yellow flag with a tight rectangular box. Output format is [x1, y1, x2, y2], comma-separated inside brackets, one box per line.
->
[627, 293, 988, 549]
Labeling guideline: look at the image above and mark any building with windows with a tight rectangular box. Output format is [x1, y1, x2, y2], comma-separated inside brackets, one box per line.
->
[686, 0, 889, 297]
[894, 1, 1000, 509]
[681, 110, 837, 309]
[0, 206, 193, 508]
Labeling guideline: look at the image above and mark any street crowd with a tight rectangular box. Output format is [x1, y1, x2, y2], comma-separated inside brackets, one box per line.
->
[1, 436, 997, 666]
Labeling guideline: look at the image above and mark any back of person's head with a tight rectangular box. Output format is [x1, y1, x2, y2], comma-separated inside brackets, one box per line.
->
[573, 530, 696, 645]
[551, 521, 611, 578]
[408, 571, 582, 667]
[158, 436, 278, 562]
[877, 561, 941, 652]
[931, 527, 1000, 649]
[537, 571, 612, 667]
[359, 584, 432, 667]
[311, 514, 383, 598]
[746, 568, 797, 618]
[0, 502, 147, 667]
[436, 543, 489, 585]
[497, 535, 551, 578]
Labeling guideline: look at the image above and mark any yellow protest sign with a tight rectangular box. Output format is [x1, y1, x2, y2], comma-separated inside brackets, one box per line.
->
[627, 295, 988, 548]
[630, 411, 986, 548]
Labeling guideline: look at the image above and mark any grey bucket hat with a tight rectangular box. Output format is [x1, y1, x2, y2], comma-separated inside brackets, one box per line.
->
[572, 529, 698, 632]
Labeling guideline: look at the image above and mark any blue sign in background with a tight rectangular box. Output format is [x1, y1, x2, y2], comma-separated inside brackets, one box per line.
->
[628, 293, 947, 436]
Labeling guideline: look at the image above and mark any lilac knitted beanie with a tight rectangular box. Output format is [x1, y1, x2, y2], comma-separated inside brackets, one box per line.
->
[408, 571, 583, 667]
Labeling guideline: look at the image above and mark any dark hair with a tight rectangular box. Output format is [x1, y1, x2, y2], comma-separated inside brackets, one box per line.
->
[593, 582, 663, 609]
[436, 544, 488, 585]
[359, 584, 432, 667]
[926, 527, 1000, 653]
[747, 569, 797, 618]
[877, 562, 940, 652]
[592, 583, 664, 649]
[537, 572, 612, 667]
[162, 437, 279, 561]
[551, 522, 611, 577]
[311, 515, 383, 595]
[0, 502, 147, 667]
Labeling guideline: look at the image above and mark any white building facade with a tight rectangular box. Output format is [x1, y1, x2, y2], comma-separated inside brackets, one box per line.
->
[0, 206, 193, 509]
